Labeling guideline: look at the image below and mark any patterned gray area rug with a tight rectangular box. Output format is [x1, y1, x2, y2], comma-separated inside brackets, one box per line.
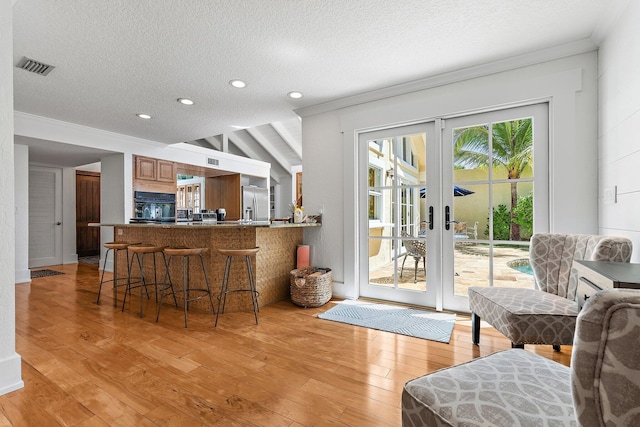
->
[78, 256, 100, 264]
[318, 300, 456, 343]
[31, 269, 65, 279]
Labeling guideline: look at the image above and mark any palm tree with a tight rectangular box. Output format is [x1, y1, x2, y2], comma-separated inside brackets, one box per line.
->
[453, 119, 533, 240]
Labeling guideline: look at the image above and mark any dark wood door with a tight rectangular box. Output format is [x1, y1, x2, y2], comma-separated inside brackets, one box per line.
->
[76, 171, 101, 257]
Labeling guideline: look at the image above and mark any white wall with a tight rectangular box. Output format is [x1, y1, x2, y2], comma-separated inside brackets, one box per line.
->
[0, 0, 23, 396]
[62, 167, 78, 264]
[597, 1, 640, 262]
[14, 144, 30, 284]
[301, 51, 598, 299]
[99, 153, 127, 270]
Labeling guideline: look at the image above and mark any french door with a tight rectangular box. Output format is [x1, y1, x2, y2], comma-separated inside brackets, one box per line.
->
[359, 103, 548, 312]
[359, 122, 440, 307]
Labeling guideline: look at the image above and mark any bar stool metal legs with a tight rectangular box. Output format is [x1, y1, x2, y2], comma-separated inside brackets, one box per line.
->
[215, 247, 260, 327]
[123, 244, 170, 318]
[97, 241, 140, 306]
[157, 247, 215, 328]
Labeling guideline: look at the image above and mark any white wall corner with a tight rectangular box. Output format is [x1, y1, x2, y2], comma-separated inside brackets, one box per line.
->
[0, 353, 24, 396]
[14, 270, 31, 284]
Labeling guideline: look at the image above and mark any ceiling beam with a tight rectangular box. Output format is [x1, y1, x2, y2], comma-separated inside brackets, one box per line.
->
[270, 121, 302, 160]
[227, 132, 264, 162]
[202, 136, 222, 151]
[228, 131, 289, 183]
[245, 127, 292, 173]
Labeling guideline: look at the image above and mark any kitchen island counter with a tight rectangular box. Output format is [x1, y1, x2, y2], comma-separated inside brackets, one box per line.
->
[94, 222, 319, 315]
[92, 221, 320, 228]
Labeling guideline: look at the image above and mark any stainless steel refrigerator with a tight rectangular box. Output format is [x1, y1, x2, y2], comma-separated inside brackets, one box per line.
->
[241, 186, 269, 221]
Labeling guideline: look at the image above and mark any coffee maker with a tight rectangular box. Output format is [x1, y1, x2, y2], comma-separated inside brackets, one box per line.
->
[216, 208, 226, 222]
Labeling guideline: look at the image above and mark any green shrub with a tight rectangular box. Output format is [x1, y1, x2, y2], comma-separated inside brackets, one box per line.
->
[485, 204, 511, 240]
[513, 192, 533, 240]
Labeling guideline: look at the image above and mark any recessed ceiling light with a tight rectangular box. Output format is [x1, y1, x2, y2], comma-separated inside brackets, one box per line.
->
[287, 91, 303, 99]
[229, 79, 247, 88]
[136, 113, 152, 119]
[177, 98, 194, 105]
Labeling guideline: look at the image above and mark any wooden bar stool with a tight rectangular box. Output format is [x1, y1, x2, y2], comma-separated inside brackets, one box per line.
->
[157, 247, 215, 328]
[215, 247, 260, 327]
[123, 244, 171, 318]
[97, 241, 140, 306]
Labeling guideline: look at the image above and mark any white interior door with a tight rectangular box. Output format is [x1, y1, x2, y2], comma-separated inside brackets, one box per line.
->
[29, 166, 63, 268]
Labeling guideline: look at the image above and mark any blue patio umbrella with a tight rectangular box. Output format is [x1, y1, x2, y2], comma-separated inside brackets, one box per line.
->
[420, 186, 474, 198]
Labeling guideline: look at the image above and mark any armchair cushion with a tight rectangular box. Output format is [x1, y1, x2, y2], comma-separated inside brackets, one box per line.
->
[468, 287, 579, 345]
[402, 349, 574, 427]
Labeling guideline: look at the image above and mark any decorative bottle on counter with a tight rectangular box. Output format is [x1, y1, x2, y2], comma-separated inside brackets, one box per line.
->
[294, 208, 304, 224]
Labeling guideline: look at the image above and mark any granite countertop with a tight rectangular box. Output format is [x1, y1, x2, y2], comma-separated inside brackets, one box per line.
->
[90, 221, 321, 229]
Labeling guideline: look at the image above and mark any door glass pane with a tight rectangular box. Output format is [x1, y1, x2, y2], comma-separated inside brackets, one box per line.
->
[453, 183, 489, 296]
[367, 132, 427, 292]
[452, 117, 535, 292]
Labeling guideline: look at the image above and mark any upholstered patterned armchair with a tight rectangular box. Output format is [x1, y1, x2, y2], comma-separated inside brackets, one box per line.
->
[402, 288, 640, 426]
[468, 233, 632, 350]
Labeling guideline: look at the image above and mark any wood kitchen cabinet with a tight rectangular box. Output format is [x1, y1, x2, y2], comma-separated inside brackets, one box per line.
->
[135, 156, 157, 180]
[205, 174, 240, 220]
[135, 156, 176, 182]
[157, 160, 176, 182]
[133, 155, 177, 193]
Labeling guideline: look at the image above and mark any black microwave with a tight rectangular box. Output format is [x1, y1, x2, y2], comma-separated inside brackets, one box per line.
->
[134, 191, 176, 221]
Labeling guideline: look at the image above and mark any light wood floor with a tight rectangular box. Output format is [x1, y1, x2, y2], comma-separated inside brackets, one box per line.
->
[0, 262, 572, 426]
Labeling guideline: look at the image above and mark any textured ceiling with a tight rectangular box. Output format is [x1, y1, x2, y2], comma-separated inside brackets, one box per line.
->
[12, 0, 615, 165]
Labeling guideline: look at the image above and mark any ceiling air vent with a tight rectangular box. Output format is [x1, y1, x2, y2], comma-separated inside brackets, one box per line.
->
[17, 57, 55, 76]
[207, 157, 220, 166]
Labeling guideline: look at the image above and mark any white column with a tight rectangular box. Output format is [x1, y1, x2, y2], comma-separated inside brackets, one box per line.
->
[0, 0, 24, 395]
[14, 144, 30, 284]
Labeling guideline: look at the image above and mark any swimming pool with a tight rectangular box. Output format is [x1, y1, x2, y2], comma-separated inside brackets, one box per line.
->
[507, 259, 533, 275]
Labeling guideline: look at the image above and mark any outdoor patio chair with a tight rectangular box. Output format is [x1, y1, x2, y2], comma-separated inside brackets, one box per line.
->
[468, 233, 632, 351]
[465, 221, 478, 240]
[402, 288, 640, 427]
[400, 234, 426, 284]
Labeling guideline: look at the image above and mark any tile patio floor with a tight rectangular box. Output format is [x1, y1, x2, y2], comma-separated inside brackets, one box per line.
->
[369, 242, 535, 297]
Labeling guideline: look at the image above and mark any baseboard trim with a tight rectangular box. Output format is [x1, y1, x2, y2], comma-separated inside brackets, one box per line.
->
[0, 353, 24, 396]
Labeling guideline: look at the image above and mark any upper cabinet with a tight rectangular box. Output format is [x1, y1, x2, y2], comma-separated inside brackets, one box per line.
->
[135, 156, 176, 182]
[133, 155, 176, 193]
[135, 156, 157, 181]
[157, 160, 176, 182]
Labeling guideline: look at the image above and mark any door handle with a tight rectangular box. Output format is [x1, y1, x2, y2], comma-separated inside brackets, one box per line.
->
[445, 206, 451, 230]
[56, 222, 62, 225]
[428, 206, 434, 230]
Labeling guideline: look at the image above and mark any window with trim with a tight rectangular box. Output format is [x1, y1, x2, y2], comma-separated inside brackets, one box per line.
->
[399, 183, 416, 236]
[368, 165, 382, 220]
